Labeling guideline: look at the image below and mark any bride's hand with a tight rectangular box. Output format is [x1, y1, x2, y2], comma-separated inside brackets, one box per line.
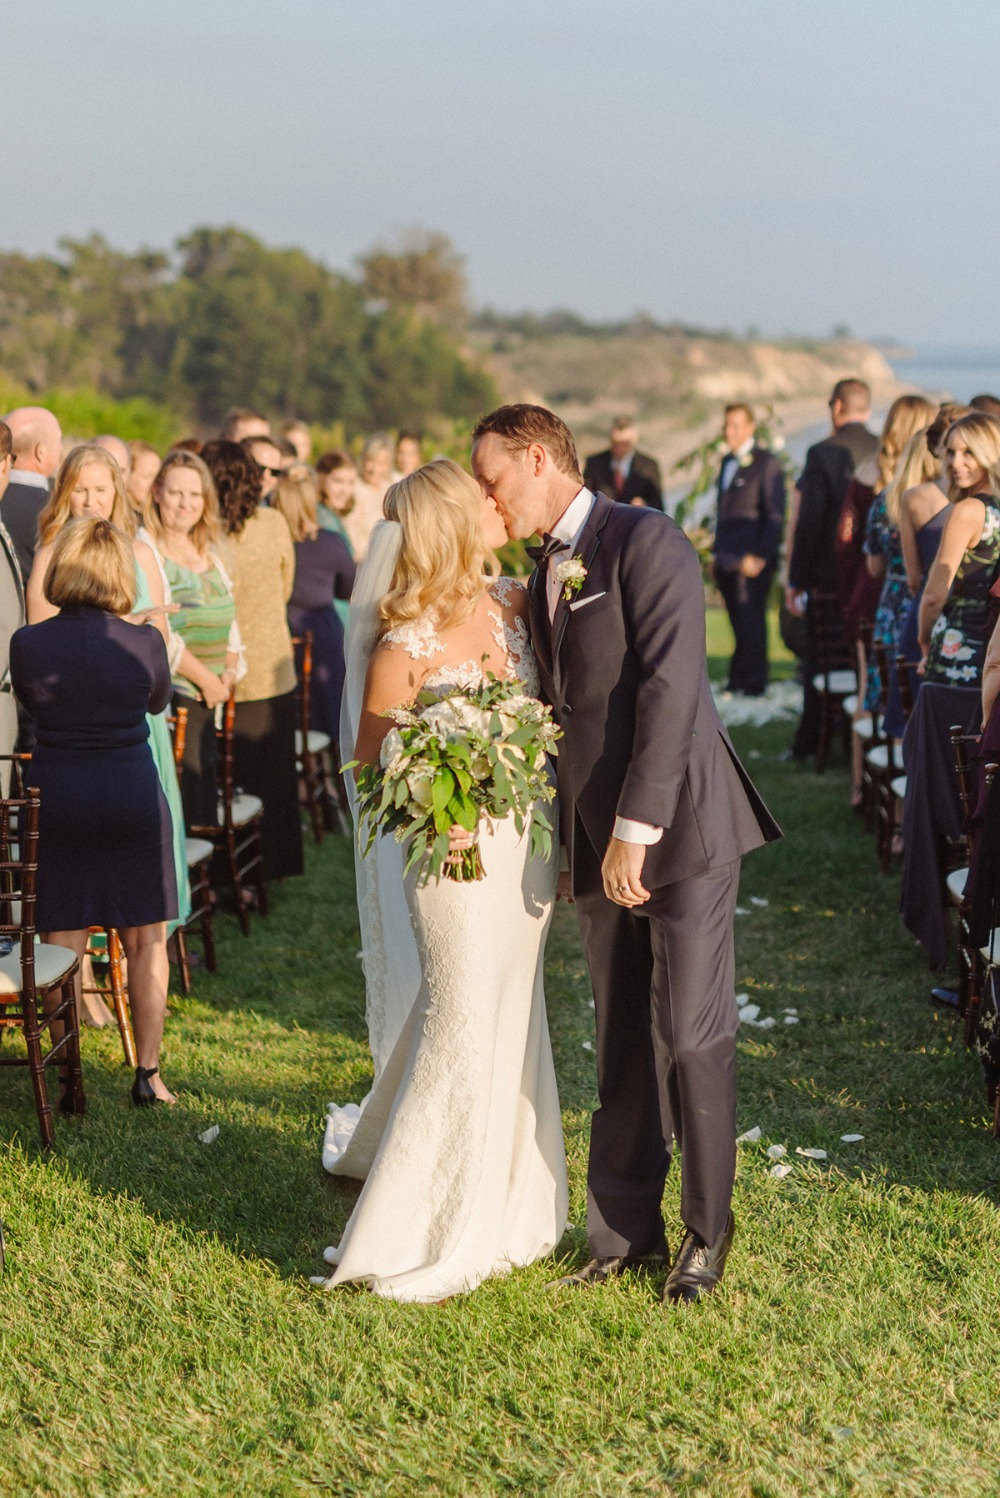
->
[446, 824, 477, 866]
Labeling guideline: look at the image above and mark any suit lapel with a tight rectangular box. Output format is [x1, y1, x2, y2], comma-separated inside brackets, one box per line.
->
[527, 562, 553, 676]
[551, 493, 614, 670]
[0, 519, 25, 616]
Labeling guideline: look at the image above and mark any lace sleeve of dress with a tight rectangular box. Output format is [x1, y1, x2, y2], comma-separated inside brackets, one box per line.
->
[487, 578, 536, 689]
[382, 615, 446, 661]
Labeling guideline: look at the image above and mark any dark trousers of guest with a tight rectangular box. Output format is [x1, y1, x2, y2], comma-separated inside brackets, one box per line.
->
[715, 562, 774, 696]
[232, 690, 304, 881]
[574, 857, 741, 1257]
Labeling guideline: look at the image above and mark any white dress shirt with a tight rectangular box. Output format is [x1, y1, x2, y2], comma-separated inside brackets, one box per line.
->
[9, 468, 48, 490]
[543, 487, 662, 848]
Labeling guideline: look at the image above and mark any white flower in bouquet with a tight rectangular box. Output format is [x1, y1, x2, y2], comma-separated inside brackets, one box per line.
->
[350, 674, 562, 885]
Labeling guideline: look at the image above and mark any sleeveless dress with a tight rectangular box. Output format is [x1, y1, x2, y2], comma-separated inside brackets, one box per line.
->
[862, 492, 910, 711]
[317, 578, 568, 1302]
[884, 504, 949, 738]
[134, 560, 191, 934]
[924, 498, 1000, 686]
[162, 556, 236, 829]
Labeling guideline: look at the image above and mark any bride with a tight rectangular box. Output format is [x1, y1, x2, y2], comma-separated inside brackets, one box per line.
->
[316, 458, 568, 1302]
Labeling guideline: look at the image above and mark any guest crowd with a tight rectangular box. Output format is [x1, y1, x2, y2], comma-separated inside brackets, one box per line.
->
[770, 378, 1000, 1124]
[0, 405, 426, 1105]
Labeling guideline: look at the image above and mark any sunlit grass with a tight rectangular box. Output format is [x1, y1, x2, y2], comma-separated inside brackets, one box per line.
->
[2, 650, 999, 1495]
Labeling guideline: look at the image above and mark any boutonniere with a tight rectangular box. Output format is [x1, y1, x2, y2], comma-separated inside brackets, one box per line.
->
[553, 556, 587, 603]
[737, 451, 754, 468]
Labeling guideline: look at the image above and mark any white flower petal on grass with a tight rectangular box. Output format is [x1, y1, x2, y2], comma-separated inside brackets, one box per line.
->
[745, 1015, 777, 1029]
[840, 1133, 864, 1143]
[199, 1125, 220, 1145]
[749, 896, 769, 908]
[782, 1007, 798, 1015]
[582, 1041, 594, 1052]
[736, 992, 750, 1007]
[738, 1003, 760, 1022]
[735, 906, 750, 916]
[770, 1163, 794, 1179]
[736, 1126, 762, 1143]
[784, 1015, 799, 1025]
[795, 1147, 827, 1160]
[766, 1144, 786, 1159]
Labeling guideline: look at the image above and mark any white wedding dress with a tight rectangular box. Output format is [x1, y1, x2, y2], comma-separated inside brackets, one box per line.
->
[317, 568, 568, 1302]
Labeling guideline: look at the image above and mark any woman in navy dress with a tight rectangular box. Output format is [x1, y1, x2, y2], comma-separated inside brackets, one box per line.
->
[11, 518, 179, 1106]
[273, 465, 356, 744]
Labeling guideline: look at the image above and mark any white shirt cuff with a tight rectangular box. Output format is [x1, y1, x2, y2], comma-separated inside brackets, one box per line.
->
[613, 817, 663, 845]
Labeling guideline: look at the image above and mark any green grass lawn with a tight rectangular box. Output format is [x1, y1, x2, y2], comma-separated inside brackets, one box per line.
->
[3, 626, 999, 1496]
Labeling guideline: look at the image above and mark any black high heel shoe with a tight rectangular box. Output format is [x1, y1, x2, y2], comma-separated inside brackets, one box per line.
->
[131, 1066, 161, 1108]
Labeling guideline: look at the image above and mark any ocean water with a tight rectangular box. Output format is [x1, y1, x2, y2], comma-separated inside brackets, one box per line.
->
[888, 345, 1000, 403]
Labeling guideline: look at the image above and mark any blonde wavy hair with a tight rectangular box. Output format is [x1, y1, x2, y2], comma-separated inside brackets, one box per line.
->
[875, 394, 936, 493]
[378, 459, 498, 638]
[39, 444, 136, 547]
[272, 464, 320, 543]
[144, 450, 224, 559]
[884, 427, 941, 526]
[944, 412, 1000, 503]
[44, 517, 136, 615]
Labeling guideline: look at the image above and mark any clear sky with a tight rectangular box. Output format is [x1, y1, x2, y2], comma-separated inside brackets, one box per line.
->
[7, 0, 998, 344]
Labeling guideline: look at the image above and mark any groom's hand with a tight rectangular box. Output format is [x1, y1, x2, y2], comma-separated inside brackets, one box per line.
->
[601, 838, 651, 907]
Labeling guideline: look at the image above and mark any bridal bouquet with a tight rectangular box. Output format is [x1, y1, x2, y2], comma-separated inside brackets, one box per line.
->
[352, 675, 561, 883]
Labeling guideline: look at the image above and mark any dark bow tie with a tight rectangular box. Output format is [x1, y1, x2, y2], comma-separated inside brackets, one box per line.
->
[525, 533, 569, 566]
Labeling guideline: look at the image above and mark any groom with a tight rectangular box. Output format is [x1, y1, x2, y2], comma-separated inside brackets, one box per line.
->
[471, 404, 781, 1303]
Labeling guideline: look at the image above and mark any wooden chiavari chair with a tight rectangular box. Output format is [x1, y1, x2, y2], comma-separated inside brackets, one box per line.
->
[949, 726, 982, 1039]
[190, 695, 267, 937]
[291, 633, 340, 845]
[166, 705, 217, 994]
[869, 640, 906, 873]
[810, 592, 857, 773]
[0, 788, 83, 1150]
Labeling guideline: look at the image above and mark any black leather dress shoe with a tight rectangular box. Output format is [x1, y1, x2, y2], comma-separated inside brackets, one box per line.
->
[662, 1213, 735, 1304]
[546, 1248, 668, 1290]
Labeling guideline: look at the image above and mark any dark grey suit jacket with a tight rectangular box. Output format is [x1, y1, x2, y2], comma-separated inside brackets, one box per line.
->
[788, 422, 878, 594]
[529, 493, 780, 893]
[583, 449, 664, 511]
[0, 514, 26, 785]
[4, 476, 49, 580]
[713, 445, 786, 569]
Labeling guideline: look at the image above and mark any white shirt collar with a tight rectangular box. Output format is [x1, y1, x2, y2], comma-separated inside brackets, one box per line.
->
[9, 468, 49, 490]
[727, 436, 754, 460]
[550, 487, 594, 550]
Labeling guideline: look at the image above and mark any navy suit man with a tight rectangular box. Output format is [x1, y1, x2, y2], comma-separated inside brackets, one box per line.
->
[472, 404, 780, 1305]
[712, 404, 786, 697]
[3, 406, 62, 579]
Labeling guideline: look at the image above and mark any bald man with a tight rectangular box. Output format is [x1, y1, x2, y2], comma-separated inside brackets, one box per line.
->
[94, 434, 132, 478]
[3, 406, 62, 577]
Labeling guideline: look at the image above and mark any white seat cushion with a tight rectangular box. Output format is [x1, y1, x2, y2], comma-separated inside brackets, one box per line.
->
[220, 792, 264, 828]
[853, 716, 875, 740]
[865, 744, 891, 771]
[0, 941, 78, 998]
[890, 775, 908, 801]
[185, 836, 214, 867]
[295, 729, 331, 757]
[842, 694, 859, 717]
[980, 928, 1000, 963]
[947, 866, 968, 904]
[812, 669, 857, 695]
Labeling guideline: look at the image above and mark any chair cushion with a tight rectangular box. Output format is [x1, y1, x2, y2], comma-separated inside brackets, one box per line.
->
[865, 744, 891, 771]
[220, 793, 264, 828]
[853, 716, 875, 740]
[0, 941, 78, 998]
[185, 836, 215, 867]
[980, 928, 1000, 964]
[947, 866, 968, 904]
[812, 669, 857, 695]
[842, 694, 859, 717]
[890, 775, 908, 801]
[295, 729, 331, 756]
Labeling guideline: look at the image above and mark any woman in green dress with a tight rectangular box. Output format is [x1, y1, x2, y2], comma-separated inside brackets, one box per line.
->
[140, 451, 243, 830]
[315, 450, 357, 628]
[919, 414, 1000, 688]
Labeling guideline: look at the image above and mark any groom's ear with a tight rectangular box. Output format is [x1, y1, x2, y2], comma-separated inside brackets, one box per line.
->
[526, 442, 548, 477]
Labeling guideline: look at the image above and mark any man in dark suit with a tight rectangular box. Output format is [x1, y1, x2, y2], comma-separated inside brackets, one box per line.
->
[583, 417, 663, 511]
[786, 379, 878, 757]
[3, 406, 62, 579]
[713, 403, 786, 696]
[0, 422, 26, 792]
[471, 404, 780, 1304]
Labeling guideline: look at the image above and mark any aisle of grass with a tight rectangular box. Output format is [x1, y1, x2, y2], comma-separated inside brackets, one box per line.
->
[3, 629, 999, 1495]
